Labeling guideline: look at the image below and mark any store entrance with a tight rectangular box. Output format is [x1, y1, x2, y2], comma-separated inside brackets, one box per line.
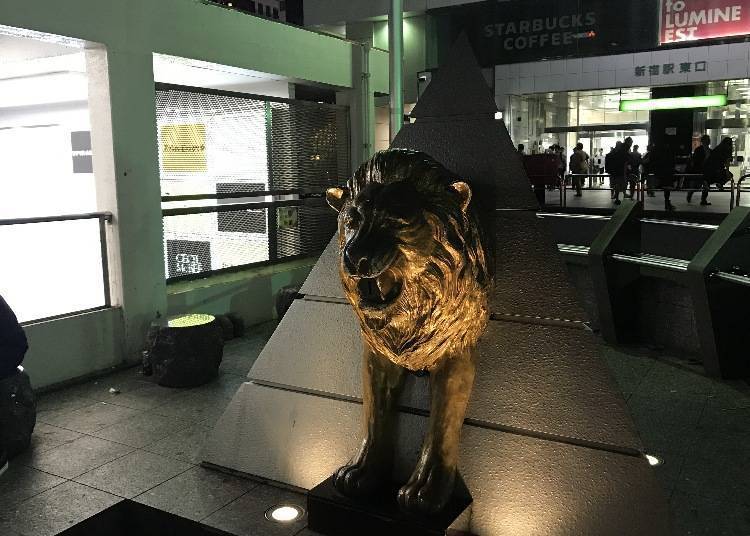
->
[587, 129, 649, 170]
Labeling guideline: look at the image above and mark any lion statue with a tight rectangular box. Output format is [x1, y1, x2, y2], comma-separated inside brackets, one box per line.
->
[325, 149, 491, 515]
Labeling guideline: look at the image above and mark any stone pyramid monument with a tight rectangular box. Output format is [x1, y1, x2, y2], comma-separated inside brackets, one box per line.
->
[203, 35, 669, 535]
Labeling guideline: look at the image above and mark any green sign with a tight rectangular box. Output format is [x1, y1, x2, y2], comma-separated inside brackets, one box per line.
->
[620, 94, 727, 111]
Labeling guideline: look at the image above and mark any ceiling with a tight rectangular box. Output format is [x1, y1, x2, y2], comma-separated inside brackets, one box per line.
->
[153, 54, 294, 98]
[0, 34, 80, 64]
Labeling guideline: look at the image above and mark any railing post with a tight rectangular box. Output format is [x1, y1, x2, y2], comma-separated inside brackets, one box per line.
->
[588, 200, 644, 344]
[265, 100, 278, 263]
[98, 215, 112, 307]
[687, 206, 750, 378]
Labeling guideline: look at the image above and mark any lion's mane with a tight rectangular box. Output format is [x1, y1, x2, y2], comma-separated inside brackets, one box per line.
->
[340, 150, 491, 371]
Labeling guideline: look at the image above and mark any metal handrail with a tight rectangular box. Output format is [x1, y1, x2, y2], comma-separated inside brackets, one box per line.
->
[162, 197, 332, 283]
[557, 244, 591, 256]
[714, 271, 750, 286]
[1, 211, 113, 311]
[557, 245, 691, 273]
[539, 212, 611, 221]
[0, 212, 113, 226]
[161, 189, 305, 202]
[610, 253, 690, 272]
[161, 197, 325, 217]
[640, 218, 719, 231]
[540, 212, 719, 231]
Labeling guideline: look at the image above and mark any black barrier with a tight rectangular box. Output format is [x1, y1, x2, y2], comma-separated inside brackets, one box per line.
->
[687, 207, 750, 378]
[588, 200, 643, 344]
[583, 201, 749, 378]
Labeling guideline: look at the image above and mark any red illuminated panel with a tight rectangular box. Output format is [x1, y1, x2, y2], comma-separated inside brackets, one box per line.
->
[660, 0, 750, 44]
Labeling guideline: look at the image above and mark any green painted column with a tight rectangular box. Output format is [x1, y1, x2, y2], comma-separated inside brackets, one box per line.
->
[87, 48, 167, 361]
[389, 0, 404, 141]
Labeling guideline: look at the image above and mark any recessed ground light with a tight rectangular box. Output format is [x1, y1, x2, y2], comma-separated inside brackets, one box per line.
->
[265, 504, 305, 523]
[645, 454, 662, 466]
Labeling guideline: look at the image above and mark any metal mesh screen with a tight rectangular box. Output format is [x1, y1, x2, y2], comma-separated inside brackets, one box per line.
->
[155, 87, 270, 196]
[276, 204, 339, 260]
[157, 84, 349, 280]
[163, 208, 270, 279]
[269, 101, 350, 191]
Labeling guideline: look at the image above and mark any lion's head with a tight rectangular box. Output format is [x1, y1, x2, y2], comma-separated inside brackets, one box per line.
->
[327, 149, 491, 371]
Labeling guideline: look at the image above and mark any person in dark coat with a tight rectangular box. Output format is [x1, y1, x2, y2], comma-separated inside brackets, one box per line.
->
[687, 135, 711, 203]
[701, 137, 733, 207]
[627, 144, 643, 199]
[648, 143, 677, 211]
[0, 294, 27, 477]
[0, 295, 27, 380]
[607, 140, 630, 205]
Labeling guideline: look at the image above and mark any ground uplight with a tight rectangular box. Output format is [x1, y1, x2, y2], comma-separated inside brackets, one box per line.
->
[265, 504, 305, 523]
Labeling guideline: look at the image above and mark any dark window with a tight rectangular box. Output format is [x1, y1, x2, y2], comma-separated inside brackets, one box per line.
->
[273, 7, 279, 18]
[258, 3, 263, 15]
[265, 5, 271, 16]
[249, 0, 255, 12]
[279, 1, 285, 10]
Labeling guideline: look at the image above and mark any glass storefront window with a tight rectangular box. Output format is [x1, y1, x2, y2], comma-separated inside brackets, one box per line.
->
[508, 88, 649, 163]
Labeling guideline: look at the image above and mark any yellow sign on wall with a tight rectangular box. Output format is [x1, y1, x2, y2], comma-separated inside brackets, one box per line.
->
[160, 123, 207, 172]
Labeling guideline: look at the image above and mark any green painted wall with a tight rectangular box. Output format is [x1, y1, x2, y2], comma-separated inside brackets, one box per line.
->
[24, 308, 124, 390]
[1, 0, 384, 389]
[0, 0, 389, 93]
[167, 259, 316, 327]
[349, 16, 428, 104]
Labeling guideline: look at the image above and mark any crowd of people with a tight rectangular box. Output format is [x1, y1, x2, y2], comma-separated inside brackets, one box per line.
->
[519, 135, 735, 211]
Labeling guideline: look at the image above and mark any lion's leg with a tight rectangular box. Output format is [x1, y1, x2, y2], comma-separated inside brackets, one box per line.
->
[334, 344, 405, 497]
[397, 348, 476, 514]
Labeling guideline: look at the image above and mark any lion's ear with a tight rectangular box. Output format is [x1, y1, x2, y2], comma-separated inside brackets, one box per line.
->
[326, 187, 349, 213]
[450, 181, 472, 213]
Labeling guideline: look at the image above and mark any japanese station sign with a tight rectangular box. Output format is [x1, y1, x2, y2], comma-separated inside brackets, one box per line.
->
[634, 60, 708, 76]
[660, 0, 750, 43]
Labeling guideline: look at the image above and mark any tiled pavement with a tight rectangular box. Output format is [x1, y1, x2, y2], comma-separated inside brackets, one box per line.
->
[1, 321, 749, 535]
[601, 346, 750, 536]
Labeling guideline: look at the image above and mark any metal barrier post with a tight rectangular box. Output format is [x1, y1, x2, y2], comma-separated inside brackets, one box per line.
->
[687, 206, 750, 378]
[736, 174, 749, 208]
[98, 215, 112, 307]
[588, 200, 644, 344]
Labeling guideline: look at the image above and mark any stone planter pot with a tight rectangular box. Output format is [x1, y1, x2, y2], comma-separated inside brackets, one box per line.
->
[148, 314, 224, 388]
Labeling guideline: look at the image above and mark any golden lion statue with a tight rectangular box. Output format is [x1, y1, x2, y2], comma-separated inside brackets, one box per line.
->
[326, 149, 491, 514]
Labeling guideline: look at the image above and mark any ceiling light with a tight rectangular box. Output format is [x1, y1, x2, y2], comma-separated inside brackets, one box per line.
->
[265, 504, 304, 523]
[620, 95, 727, 112]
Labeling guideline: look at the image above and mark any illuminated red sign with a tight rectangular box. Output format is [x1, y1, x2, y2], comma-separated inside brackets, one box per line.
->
[660, 0, 750, 43]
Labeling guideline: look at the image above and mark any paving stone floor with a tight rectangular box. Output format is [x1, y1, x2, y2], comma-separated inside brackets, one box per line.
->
[1, 321, 748, 535]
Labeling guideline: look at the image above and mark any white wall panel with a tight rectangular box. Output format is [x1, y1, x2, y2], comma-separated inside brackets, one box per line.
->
[597, 70, 615, 89]
[495, 41, 749, 101]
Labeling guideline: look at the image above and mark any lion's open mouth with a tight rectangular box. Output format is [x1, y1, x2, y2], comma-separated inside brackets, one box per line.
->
[356, 270, 402, 308]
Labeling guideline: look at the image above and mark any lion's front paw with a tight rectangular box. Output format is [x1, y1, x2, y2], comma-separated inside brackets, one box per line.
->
[333, 458, 384, 497]
[397, 458, 456, 515]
